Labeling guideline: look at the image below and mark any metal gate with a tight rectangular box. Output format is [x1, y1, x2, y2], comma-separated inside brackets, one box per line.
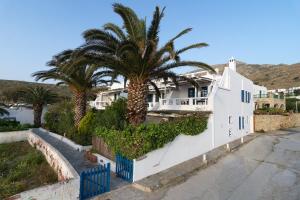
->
[80, 163, 110, 200]
[116, 154, 133, 182]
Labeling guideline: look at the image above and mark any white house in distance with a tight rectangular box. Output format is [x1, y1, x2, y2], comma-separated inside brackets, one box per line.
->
[91, 58, 258, 181]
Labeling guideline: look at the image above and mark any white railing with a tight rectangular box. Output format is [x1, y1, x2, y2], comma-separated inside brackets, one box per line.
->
[94, 97, 210, 111]
[95, 101, 111, 109]
[161, 97, 208, 106]
[158, 97, 209, 111]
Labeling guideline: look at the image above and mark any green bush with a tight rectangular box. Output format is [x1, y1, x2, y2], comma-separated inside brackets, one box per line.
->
[44, 100, 75, 135]
[286, 98, 300, 112]
[254, 108, 288, 115]
[95, 115, 208, 159]
[79, 98, 127, 135]
[44, 101, 91, 145]
[0, 119, 33, 132]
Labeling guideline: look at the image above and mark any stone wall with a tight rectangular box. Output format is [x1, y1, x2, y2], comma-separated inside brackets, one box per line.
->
[254, 113, 300, 132]
[27, 131, 79, 181]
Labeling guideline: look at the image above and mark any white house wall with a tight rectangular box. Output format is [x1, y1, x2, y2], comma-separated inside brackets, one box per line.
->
[133, 67, 255, 182]
[213, 68, 254, 148]
[3, 107, 47, 125]
[133, 116, 214, 182]
[253, 85, 268, 95]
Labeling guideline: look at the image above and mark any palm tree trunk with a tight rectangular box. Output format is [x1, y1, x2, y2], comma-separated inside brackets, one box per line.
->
[74, 91, 87, 127]
[127, 79, 148, 125]
[33, 104, 43, 127]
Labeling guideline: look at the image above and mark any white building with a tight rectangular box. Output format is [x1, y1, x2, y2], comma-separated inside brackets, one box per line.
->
[93, 57, 258, 181]
[91, 57, 255, 134]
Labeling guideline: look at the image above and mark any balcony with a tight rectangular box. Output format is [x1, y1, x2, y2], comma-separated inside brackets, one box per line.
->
[253, 94, 284, 99]
[148, 97, 209, 111]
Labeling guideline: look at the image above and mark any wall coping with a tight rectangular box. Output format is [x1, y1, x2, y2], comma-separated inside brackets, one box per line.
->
[29, 129, 79, 179]
[38, 128, 92, 152]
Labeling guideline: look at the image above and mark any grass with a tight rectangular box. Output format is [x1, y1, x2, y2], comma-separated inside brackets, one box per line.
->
[0, 141, 58, 199]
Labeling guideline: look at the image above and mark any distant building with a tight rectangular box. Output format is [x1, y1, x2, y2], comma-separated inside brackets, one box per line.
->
[254, 85, 286, 110]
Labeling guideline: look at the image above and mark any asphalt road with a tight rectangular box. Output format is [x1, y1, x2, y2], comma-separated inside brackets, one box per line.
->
[97, 128, 300, 200]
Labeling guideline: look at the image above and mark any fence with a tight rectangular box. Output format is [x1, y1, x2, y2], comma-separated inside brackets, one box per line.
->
[80, 163, 110, 200]
[116, 154, 133, 182]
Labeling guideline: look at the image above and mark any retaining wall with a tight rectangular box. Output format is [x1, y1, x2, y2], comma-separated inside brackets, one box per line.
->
[11, 178, 79, 200]
[0, 130, 28, 144]
[254, 113, 300, 132]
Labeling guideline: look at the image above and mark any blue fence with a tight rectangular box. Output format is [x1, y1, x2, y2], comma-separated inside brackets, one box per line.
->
[116, 154, 133, 182]
[80, 163, 110, 200]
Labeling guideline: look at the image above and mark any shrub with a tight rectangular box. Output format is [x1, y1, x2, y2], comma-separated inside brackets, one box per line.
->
[44, 101, 91, 145]
[254, 108, 288, 115]
[95, 115, 208, 159]
[286, 98, 299, 112]
[0, 119, 34, 132]
[79, 98, 127, 135]
[44, 100, 74, 135]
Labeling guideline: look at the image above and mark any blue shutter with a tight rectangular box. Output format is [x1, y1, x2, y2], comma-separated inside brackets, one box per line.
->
[242, 117, 245, 129]
[248, 92, 251, 103]
[245, 91, 248, 103]
[241, 90, 244, 102]
[239, 116, 241, 130]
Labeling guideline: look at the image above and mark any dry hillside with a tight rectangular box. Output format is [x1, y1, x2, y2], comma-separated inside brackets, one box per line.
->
[213, 61, 300, 89]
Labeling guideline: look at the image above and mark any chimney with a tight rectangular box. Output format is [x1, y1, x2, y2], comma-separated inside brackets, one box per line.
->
[228, 57, 236, 71]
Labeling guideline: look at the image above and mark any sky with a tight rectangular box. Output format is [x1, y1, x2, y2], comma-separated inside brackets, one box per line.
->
[0, 0, 299, 82]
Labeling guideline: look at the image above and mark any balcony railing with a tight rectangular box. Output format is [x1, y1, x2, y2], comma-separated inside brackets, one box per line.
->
[253, 94, 284, 99]
[95, 97, 210, 111]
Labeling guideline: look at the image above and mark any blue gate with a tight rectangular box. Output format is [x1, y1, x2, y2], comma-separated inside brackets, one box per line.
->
[80, 163, 110, 200]
[116, 154, 133, 182]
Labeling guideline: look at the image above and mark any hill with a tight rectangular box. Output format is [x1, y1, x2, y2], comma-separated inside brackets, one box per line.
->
[213, 61, 300, 89]
[0, 79, 71, 101]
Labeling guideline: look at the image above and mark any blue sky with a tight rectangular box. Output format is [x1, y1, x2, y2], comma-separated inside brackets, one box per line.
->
[0, 0, 299, 82]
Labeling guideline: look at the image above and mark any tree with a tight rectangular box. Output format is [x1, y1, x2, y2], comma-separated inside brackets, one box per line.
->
[17, 86, 58, 127]
[33, 49, 117, 126]
[77, 4, 215, 125]
[0, 103, 9, 116]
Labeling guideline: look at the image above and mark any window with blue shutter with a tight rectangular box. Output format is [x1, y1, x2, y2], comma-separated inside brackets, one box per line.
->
[242, 117, 245, 129]
[241, 90, 244, 102]
[248, 92, 251, 103]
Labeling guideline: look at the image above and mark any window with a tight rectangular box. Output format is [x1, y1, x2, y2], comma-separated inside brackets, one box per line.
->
[241, 90, 245, 102]
[248, 92, 251, 103]
[188, 88, 195, 98]
[229, 116, 233, 124]
[241, 90, 251, 103]
[147, 94, 153, 102]
[242, 117, 245, 129]
[239, 116, 245, 130]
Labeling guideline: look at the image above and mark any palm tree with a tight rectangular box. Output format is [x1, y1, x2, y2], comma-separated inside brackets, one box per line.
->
[17, 86, 57, 127]
[33, 49, 117, 126]
[0, 103, 9, 116]
[77, 4, 215, 125]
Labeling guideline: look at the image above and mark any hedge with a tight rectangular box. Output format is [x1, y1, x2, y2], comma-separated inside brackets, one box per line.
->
[95, 115, 208, 159]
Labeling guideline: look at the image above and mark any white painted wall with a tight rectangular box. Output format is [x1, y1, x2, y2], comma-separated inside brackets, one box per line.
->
[133, 67, 255, 182]
[0, 130, 28, 144]
[39, 128, 92, 152]
[2, 106, 47, 124]
[213, 68, 254, 148]
[253, 85, 268, 95]
[133, 117, 213, 181]
[12, 178, 79, 200]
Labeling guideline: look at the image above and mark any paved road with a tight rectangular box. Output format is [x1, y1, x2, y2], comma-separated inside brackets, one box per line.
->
[98, 128, 300, 200]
